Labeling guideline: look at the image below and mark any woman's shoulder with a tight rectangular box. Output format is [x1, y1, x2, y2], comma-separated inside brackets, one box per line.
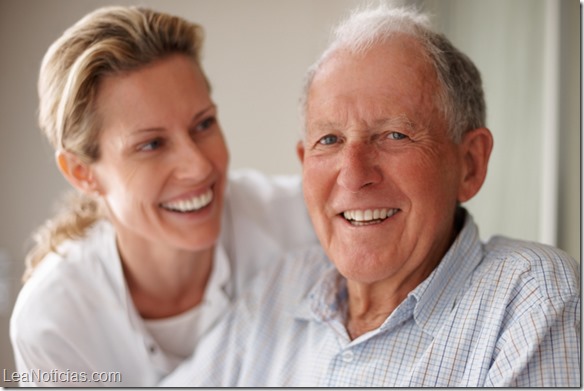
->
[227, 169, 303, 200]
[29, 219, 116, 281]
[11, 219, 121, 332]
[224, 168, 317, 246]
[221, 170, 318, 289]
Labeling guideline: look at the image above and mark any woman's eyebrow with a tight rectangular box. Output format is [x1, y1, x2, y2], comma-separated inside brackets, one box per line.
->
[126, 104, 218, 137]
[190, 103, 217, 123]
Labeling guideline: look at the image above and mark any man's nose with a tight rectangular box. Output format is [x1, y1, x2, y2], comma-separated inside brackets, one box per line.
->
[336, 142, 382, 192]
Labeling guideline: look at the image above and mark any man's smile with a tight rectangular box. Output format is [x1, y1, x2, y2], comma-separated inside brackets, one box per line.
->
[341, 208, 399, 226]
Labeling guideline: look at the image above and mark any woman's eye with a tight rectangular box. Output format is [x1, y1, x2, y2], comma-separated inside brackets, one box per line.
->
[387, 132, 407, 140]
[195, 117, 216, 132]
[318, 134, 339, 145]
[139, 138, 163, 151]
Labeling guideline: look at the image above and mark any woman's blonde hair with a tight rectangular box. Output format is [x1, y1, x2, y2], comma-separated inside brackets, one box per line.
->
[25, 6, 206, 281]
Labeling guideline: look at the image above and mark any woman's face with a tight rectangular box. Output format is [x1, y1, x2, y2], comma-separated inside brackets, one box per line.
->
[89, 54, 229, 254]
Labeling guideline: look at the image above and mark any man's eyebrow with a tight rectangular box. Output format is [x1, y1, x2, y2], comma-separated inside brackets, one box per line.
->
[371, 115, 417, 131]
[307, 113, 419, 136]
[309, 121, 339, 132]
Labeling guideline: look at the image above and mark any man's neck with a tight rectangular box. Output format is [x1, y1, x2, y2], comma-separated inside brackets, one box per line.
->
[344, 208, 466, 339]
[345, 278, 411, 340]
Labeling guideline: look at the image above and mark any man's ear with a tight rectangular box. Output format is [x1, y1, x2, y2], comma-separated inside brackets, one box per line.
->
[56, 150, 101, 195]
[457, 128, 493, 203]
[296, 141, 305, 164]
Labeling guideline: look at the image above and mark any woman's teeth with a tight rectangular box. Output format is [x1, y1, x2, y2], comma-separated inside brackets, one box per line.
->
[161, 189, 213, 212]
[342, 208, 398, 224]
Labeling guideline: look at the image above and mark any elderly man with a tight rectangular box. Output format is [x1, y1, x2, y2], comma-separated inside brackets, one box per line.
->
[161, 5, 580, 387]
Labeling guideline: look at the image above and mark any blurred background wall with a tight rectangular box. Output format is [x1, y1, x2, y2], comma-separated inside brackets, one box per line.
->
[0, 0, 580, 384]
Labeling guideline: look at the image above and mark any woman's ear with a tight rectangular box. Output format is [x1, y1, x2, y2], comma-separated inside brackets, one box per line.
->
[457, 128, 494, 203]
[56, 151, 101, 195]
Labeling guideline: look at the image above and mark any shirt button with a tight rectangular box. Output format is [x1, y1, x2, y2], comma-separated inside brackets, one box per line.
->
[341, 350, 354, 363]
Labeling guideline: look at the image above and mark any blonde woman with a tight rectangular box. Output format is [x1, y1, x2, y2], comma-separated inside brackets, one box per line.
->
[10, 6, 316, 386]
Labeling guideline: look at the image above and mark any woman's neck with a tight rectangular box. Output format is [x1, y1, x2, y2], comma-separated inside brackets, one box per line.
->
[116, 234, 214, 319]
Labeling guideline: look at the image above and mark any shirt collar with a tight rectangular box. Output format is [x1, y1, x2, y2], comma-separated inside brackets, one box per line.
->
[100, 218, 232, 334]
[300, 210, 485, 339]
[409, 210, 484, 337]
[202, 244, 231, 305]
[307, 266, 347, 322]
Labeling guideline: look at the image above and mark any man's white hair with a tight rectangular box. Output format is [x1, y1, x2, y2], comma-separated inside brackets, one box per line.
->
[299, 3, 486, 142]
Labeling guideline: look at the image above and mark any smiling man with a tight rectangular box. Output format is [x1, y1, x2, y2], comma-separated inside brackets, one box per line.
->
[162, 5, 580, 387]
[298, 34, 478, 340]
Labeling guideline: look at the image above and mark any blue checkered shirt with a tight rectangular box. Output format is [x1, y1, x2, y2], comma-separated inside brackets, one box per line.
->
[161, 212, 580, 387]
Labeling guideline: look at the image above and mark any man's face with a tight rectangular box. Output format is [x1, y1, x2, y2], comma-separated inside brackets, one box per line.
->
[299, 37, 468, 286]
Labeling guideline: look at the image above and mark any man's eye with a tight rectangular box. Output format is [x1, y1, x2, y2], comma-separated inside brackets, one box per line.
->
[387, 132, 407, 140]
[318, 134, 339, 145]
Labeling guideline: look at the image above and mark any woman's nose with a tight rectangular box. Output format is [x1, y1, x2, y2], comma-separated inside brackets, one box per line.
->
[173, 140, 213, 182]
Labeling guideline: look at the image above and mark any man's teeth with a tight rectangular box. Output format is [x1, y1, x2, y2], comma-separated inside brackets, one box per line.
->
[161, 190, 213, 212]
[342, 208, 398, 222]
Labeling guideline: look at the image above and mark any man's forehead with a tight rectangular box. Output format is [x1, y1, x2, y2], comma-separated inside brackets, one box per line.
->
[315, 35, 432, 76]
[307, 113, 418, 133]
[308, 42, 438, 98]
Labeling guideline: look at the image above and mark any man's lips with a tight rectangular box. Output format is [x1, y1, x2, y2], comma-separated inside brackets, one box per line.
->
[341, 208, 399, 225]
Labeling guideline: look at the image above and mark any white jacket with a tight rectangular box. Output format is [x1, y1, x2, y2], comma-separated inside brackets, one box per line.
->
[9, 169, 317, 387]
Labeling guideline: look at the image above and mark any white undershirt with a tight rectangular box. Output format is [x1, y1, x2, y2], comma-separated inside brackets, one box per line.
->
[143, 245, 231, 361]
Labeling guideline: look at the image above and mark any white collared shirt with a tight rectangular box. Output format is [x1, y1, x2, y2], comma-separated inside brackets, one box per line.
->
[9, 169, 318, 387]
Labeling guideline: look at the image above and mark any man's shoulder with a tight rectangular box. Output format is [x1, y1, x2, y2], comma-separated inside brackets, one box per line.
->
[479, 236, 579, 301]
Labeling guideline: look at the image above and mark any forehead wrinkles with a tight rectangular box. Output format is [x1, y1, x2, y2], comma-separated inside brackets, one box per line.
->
[306, 38, 443, 135]
[309, 105, 418, 135]
[306, 87, 424, 135]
